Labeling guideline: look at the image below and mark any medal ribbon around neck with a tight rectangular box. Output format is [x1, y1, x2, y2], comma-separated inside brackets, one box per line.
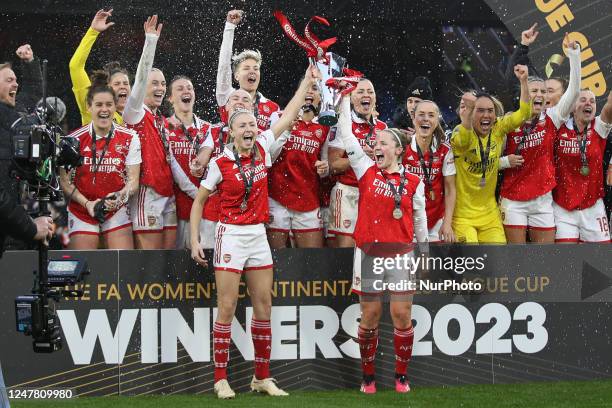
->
[232, 145, 257, 211]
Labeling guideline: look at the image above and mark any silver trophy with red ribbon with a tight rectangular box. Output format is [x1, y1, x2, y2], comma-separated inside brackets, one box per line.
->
[274, 11, 351, 126]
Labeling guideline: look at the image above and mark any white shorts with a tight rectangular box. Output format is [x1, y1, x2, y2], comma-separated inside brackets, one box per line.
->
[329, 182, 359, 236]
[267, 197, 322, 233]
[176, 219, 217, 249]
[500, 192, 555, 230]
[68, 205, 131, 237]
[553, 199, 611, 243]
[351, 248, 416, 295]
[130, 185, 177, 233]
[320, 207, 335, 239]
[214, 223, 273, 273]
[428, 218, 444, 243]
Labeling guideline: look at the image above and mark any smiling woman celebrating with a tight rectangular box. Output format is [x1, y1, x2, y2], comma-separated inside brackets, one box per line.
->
[334, 92, 427, 394]
[500, 36, 581, 243]
[189, 66, 319, 399]
[451, 64, 531, 244]
[328, 79, 388, 247]
[403, 100, 456, 243]
[60, 72, 141, 249]
[216, 9, 279, 130]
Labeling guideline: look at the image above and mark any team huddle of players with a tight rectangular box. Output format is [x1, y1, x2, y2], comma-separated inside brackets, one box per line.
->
[61, 11, 612, 252]
[56, 8, 611, 398]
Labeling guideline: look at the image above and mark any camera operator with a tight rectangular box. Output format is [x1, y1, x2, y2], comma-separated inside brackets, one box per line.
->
[0, 62, 54, 258]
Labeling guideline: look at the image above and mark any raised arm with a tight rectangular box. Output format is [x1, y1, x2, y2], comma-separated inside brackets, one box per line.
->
[14, 45, 42, 114]
[123, 15, 162, 125]
[269, 66, 319, 139]
[497, 65, 532, 134]
[550, 34, 581, 126]
[451, 92, 477, 154]
[504, 23, 540, 103]
[216, 10, 242, 107]
[69, 9, 115, 125]
[599, 91, 612, 125]
[337, 95, 372, 180]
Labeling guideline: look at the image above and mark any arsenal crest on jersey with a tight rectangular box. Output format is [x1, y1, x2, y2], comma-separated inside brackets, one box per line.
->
[263, 105, 270, 113]
[115, 143, 124, 154]
[223, 254, 232, 263]
[315, 128, 323, 138]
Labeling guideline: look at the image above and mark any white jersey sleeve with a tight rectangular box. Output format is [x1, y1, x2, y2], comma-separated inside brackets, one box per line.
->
[548, 46, 581, 129]
[338, 97, 372, 180]
[125, 132, 142, 165]
[327, 125, 344, 150]
[202, 127, 214, 150]
[170, 153, 198, 199]
[442, 149, 456, 176]
[201, 159, 222, 192]
[257, 129, 275, 168]
[123, 33, 159, 125]
[595, 116, 612, 139]
[269, 130, 290, 163]
[412, 180, 428, 244]
[216, 21, 237, 107]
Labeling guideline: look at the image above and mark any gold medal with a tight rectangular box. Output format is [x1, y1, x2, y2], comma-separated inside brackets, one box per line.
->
[240, 200, 248, 212]
[580, 165, 590, 176]
[479, 178, 486, 188]
[392, 208, 403, 219]
[429, 190, 436, 201]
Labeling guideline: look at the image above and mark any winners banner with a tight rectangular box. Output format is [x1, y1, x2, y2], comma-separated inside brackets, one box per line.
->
[484, 0, 611, 105]
[0, 246, 611, 396]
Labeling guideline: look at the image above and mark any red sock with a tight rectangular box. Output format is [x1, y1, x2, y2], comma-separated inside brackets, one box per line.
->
[394, 326, 414, 376]
[213, 322, 231, 382]
[251, 319, 272, 380]
[358, 326, 378, 377]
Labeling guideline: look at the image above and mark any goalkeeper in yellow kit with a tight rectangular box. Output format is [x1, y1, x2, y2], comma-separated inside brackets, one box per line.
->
[451, 65, 531, 243]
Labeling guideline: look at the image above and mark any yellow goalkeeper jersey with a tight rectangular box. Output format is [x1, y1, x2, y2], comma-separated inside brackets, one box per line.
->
[451, 100, 531, 220]
[69, 27, 123, 125]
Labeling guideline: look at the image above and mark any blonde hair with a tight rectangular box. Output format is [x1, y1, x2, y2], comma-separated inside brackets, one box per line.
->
[414, 100, 446, 148]
[231, 50, 262, 73]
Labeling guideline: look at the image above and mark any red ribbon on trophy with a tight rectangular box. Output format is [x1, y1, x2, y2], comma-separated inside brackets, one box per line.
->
[325, 67, 364, 96]
[273, 10, 337, 64]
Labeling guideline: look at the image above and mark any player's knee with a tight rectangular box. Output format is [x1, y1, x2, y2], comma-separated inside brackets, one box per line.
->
[360, 304, 382, 327]
[217, 297, 238, 321]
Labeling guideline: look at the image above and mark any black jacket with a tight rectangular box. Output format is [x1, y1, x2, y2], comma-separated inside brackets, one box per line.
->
[0, 102, 37, 256]
[504, 44, 540, 109]
[15, 57, 43, 115]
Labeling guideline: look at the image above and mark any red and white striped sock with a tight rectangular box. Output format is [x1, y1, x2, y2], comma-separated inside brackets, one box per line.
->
[213, 321, 231, 382]
[251, 319, 272, 380]
[358, 326, 378, 378]
[394, 326, 414, 376]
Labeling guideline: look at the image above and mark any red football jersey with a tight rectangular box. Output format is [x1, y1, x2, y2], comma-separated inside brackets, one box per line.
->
[354, 164, 423, 254]
[268, 119, 330, 212]
[202, 124, 230, 222]
[126, 106, 173, 197]
[328, 112, 387, 187]
[501, 110, 562, 201]
[554, 117, 611, 211]
[218, 93, 280, 131]
[402, 138, 455, 228]
[167, 116, 212, 220]
[68, 124, 141, 224]
[201, 130, 275, 225]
